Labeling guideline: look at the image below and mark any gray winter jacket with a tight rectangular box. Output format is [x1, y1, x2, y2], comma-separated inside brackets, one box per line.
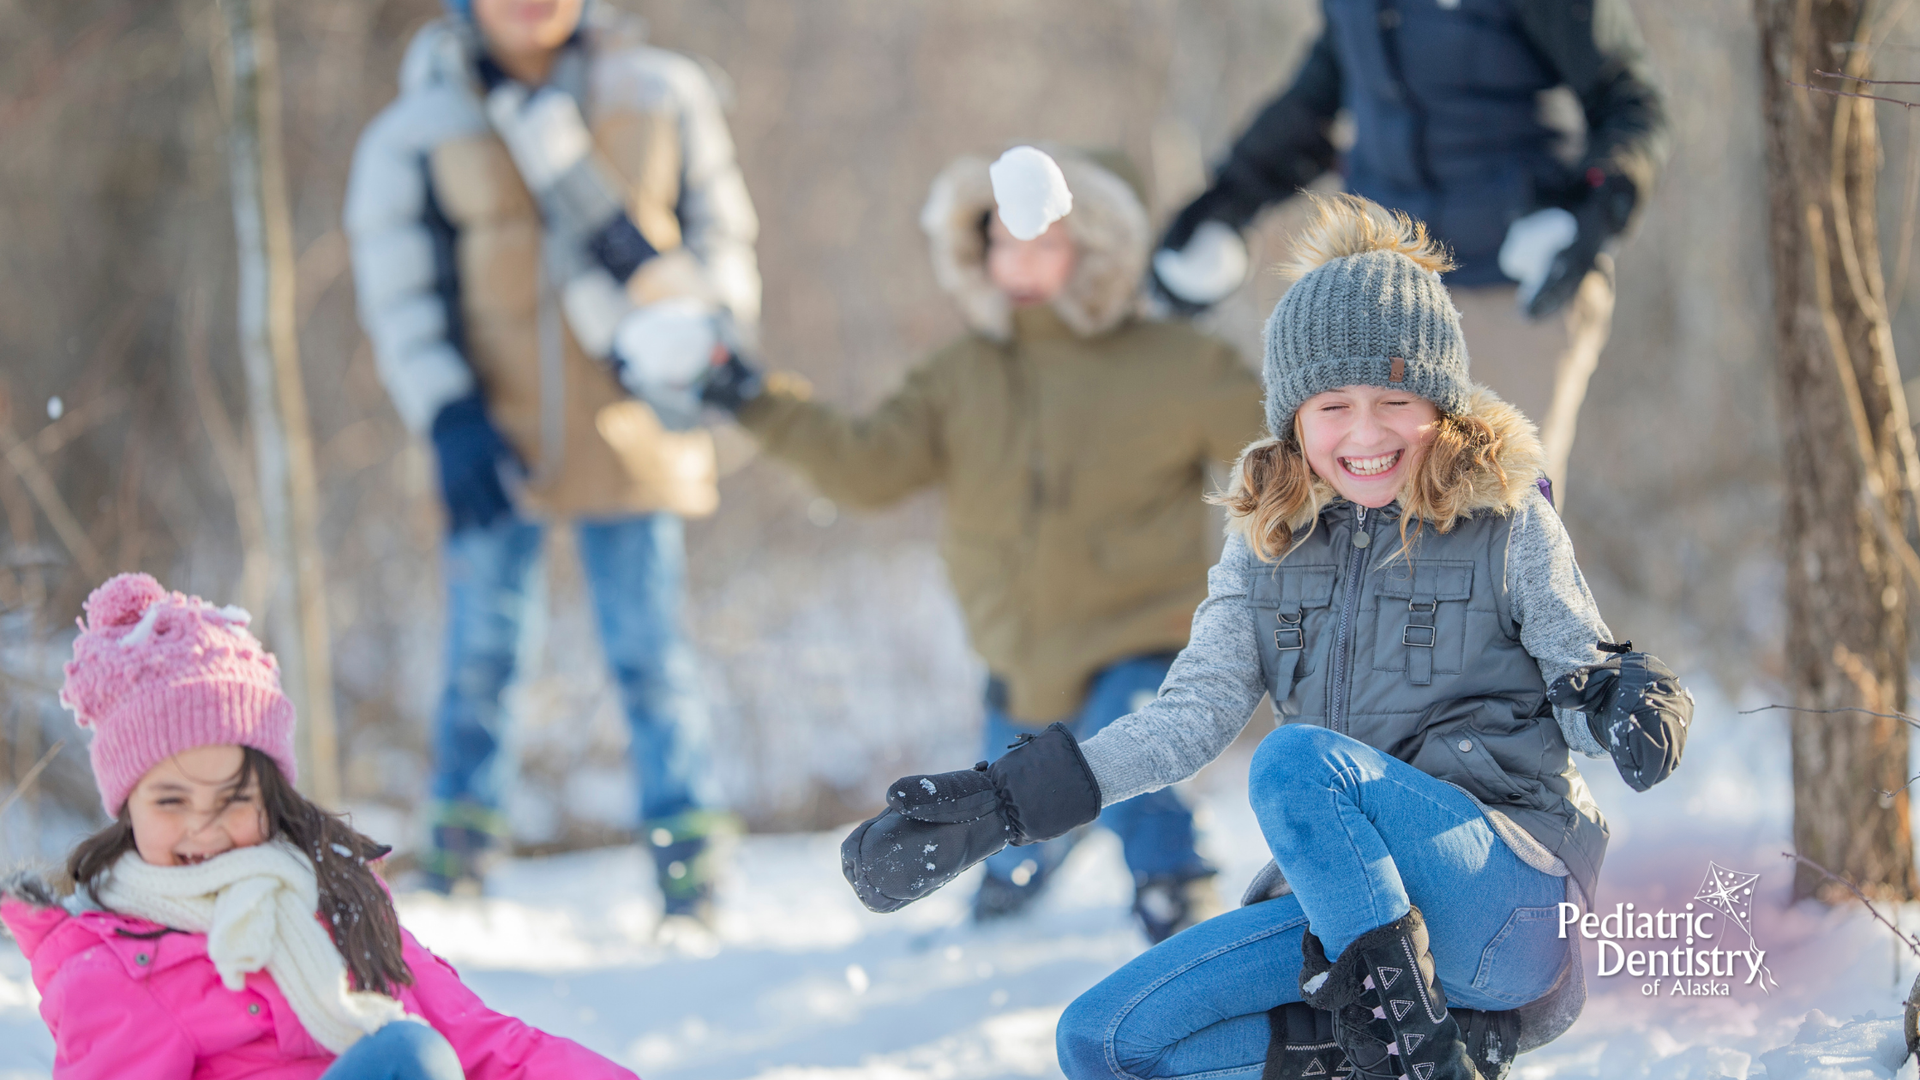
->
[1077, 389, 1609, 1049]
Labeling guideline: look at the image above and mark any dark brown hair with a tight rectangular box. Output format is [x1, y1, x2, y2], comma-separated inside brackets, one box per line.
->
[66, 748, 412, 996]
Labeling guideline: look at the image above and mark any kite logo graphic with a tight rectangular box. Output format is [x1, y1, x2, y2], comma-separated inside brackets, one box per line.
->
[1692, 862, 1777, 992]
[1558, 861, 1778, 996]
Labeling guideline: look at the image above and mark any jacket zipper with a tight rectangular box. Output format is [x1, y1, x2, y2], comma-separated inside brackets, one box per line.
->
[1328, 505, 1368, 734]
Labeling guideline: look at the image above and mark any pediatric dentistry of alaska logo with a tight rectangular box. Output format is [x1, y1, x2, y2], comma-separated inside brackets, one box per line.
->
[1558, 862, 1779, 997]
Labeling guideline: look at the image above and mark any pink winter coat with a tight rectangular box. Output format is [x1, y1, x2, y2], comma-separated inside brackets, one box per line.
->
[1, 897, 639, 1080]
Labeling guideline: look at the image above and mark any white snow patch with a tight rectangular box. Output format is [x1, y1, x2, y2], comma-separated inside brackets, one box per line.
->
[988, 147, 1072, 241]
[919, 778, 937, 796]
[4, 677, 1920, 1080]
[1756, 1012, 1910, 1080]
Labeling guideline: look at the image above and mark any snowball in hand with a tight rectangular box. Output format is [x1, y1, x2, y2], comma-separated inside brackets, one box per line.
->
[1498, 208, 1579, 306]
[989, 146, 1073, 241]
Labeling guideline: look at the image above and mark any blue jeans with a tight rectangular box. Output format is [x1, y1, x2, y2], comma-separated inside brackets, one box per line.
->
[1055, 724, 1569, 1080]
[983, 655, 1210, 886]
[432, 513, 713, 826]
[320, 1022, 463, 1080]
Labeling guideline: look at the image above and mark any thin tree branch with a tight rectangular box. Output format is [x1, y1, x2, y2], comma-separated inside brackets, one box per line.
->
[1816, 69, 1920, 85]
[31, 393, 127, 459]
[1789, 79, 1920, 108]
[1740, 702, 1920, 731]
[0, 420, 103, 579]
[1879, 771, 1920, 797]
[0, 741, 64, 823]
[1784, 851, 1920, 956]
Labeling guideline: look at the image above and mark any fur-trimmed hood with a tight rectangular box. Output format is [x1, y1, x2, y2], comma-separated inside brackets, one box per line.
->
[1226, 386, 1545, 549]
[920, 149, 1151, 341]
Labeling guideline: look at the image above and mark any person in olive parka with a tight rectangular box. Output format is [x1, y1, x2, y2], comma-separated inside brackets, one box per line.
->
[719, 149, 1267, 942]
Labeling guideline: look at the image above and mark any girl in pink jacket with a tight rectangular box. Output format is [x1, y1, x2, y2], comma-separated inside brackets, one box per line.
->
[0, 573, 639, 1080]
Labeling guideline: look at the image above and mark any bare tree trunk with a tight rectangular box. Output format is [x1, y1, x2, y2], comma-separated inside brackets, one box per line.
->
[1757, 0, 1918, 902]
[219, 0, 339, 807]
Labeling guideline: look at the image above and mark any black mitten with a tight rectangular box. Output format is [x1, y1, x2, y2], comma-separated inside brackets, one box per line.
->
[700, 351, 765, 413]
[1547, 642, 1692, 792]
[840, 723, 1102, 913]
[1525, 172, 1636, 318]
[429, 393, 520, 534]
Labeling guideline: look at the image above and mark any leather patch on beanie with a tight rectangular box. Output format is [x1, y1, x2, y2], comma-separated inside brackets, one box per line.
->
[1389, 356, 1405, 383]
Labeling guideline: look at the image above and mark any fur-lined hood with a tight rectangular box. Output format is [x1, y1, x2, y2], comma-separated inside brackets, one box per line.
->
[920, 149, 1150, 341]
[1227, 386, 1546, 549]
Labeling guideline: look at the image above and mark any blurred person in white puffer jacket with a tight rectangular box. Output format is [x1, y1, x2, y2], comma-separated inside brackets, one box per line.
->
[344, 0, 757, 920]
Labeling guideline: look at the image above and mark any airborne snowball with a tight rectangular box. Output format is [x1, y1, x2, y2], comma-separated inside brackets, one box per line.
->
[989, 146, 1072, 241]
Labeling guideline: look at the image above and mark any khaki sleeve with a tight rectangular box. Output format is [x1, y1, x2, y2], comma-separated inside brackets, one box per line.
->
[1196, 338, 1270, 463]
[735, 360, 946, 508]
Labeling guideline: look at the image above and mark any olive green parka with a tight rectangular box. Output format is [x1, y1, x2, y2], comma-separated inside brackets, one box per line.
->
[738, 151, 1266, 722]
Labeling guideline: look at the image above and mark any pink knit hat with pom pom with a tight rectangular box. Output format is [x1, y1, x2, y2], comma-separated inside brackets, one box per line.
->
[60, 573, 298, 815]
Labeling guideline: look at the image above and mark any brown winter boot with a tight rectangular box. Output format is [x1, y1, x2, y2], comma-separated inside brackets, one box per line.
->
[1298, 907, 1483, 1080]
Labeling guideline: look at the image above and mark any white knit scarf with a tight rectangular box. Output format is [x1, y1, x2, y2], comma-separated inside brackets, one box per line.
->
[96, 841, 406, 1053]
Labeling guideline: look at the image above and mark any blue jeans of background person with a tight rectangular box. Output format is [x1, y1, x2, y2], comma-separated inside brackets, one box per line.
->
[1055, 724, 1569, 1080]
[982, 654, 1211, 888]
[319, 1022, 463, 1080]
[432, 512, 713, 826]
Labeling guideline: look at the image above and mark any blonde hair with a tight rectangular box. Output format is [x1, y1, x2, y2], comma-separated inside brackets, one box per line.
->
[1209, 413, 1508, 564]
[1212, 193, 1489, 562]
[1280, 192, 1455, 281]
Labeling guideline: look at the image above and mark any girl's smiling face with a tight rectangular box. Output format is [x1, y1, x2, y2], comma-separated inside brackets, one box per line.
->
[1296, 384, 1442, 508]
[126, 745, 267, 867]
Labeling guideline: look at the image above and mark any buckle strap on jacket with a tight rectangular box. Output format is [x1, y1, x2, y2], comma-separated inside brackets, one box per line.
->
[1403, 594, 1437, 686]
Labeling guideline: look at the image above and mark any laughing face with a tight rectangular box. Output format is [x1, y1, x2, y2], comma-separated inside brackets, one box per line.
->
[1296, 384, 1442, 508]
[126, 745, 267, 867]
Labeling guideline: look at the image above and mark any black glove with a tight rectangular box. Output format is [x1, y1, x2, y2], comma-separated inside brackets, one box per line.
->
[1525, 171, 1636, 318]
[1162, 181, 1265, 253]
[1547, 642, 1691, 792]
[700, 350, 765, 414]
[429, 392, 519, 534]
[840, 723, 1102, 913]
[1151, 184, 1266, 316]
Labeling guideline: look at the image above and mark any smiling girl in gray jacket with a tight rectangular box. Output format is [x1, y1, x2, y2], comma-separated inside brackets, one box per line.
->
[838, 194, 1692, 1080]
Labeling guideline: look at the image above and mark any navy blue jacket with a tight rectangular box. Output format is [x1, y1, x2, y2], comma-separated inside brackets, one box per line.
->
[1205, 0, 1667, 284]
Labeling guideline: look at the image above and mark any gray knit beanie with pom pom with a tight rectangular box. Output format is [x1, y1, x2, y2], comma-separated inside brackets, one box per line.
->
[1261, 204, 1472, 437]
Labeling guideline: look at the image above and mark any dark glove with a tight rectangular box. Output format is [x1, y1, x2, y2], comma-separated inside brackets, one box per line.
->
[429, 392, 519, 534]
[1547, 642, 1691, 792]
[840, 722, 1102, 913]
[1525, 171, 1636, 318]
[1151, 184, 1266, 316]
[1161, 181, 1265, 253]
[700, 350, 765, 413]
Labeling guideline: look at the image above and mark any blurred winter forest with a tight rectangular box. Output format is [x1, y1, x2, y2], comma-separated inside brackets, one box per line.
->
[0, 0, 1890, 853]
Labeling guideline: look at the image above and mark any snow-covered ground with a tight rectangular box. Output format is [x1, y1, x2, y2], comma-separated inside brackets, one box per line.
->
[3, 684, 1919, 1079]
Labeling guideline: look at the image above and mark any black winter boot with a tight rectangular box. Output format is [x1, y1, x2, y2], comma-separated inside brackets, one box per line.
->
[1262, 1002, 1350, 1079]
[1263, 1001, 1517, 1080]
[1298, 908, 1483, 1080]
[1452, 1008, 1519, 1080]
